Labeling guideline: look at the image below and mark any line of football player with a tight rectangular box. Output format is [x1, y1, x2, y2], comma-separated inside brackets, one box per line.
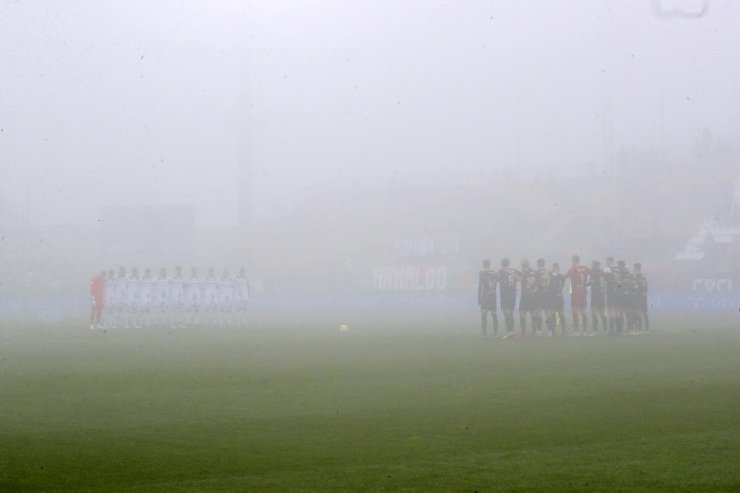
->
[478, 255, 649, 338]
[89, 266, 250, 329]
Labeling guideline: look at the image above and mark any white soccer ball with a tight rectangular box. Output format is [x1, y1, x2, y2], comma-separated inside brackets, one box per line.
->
[339, 324, 349, 333]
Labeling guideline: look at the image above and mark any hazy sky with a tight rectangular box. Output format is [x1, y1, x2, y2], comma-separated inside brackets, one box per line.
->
[1, 0, 738, 225]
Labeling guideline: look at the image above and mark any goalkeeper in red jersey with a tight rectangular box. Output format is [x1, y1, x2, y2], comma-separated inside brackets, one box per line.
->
[89, 270, 105, 330]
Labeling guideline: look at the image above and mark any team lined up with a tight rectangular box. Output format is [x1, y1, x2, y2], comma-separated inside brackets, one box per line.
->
[478, 256, 649, 338]
[90, 266, 250, 329]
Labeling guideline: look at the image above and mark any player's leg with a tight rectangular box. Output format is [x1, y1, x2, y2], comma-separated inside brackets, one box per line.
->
[241, 300, 249, 327]
[609, 306, 617, 335]
[170, 300, 176, 328]
[203, 297, 215, 327]
[123, 302, 130, 329]
[89, 297, 97, 329]
[201, 296, 207, 327]
[134, 303, 142, 329]
[580, 307, 588, 334]
[622, 296, 632, 333]
[518, 296, 528, 336]
[188, 292, 196, 327]
[215, 297, 222, 326]
[108, 300, 117, 329]
[116, 301, 123, 328]
[633, 306, 642, 332]
[194, 295, 201, 327]
[129, 302, 140, 329]
[558, 305, 566, 336]
[530, 298, 539, 335]
[537, 305, 545, 335]
[551, 295, 561, 336]
[206, 296, 214, 327]
[615, 305, 623, 335]
[95, 300, 104, 328]
[480, 309, 488, 336]
[504, 308, 513, 338]
[132, 299, 141, 328]
[519, 309, 527, 336]
[500, 294, 515, 338]
[99, 296, 107, 329]
[545, 301, 554, 336]
[591, 302, 600, 334]
[138, 300, 146, 328]
[152, 298, 158, 328]
[641, 295, 650, 331]
[571, 301, 580, 335]
[549, 297, 558, 335]
[166, 296, 174, 328]
[577, 292, 590, 335]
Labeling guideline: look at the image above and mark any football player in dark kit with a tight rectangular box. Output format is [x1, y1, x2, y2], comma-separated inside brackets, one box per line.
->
[588, 260, 608, 334]
[478, 260, 499, 336]
[533, 258, 550, 336]
[547, 262, 566, 336]
[519, 259, 537, 337]
[604, 257, 619, 335]
[498, 258, 520, 339]
[615, 260, 633, 334]
[633, 263, 649, 332]
[565, 255, 591, 335]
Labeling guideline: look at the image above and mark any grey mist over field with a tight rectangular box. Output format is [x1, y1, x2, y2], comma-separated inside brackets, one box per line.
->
[6, 5, 740, 492]
[1, 0, 739, 320]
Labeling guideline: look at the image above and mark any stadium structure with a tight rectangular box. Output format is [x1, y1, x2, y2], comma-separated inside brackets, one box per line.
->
[1, 151, 739, 320]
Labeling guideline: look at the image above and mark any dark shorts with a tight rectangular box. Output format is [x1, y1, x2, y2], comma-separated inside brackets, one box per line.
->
[529, 293, 543, 311]
[622, 293, 635, 310]
[636, 295, 648, 311]
[500, 292, 517, 311]
[480, 296, 497, 311]
[549, 295, 564, 311]
[606, 291, 620, 309]
[538, 293, 550, 311]
[590, 292, 606, 309]
[519, 294, 534, 312]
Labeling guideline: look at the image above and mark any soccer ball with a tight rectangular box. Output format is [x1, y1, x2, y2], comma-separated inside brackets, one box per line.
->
[339, 324, 349, 333]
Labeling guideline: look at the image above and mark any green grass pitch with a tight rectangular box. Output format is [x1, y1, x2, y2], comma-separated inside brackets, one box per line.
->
[1, 317, 739, 492]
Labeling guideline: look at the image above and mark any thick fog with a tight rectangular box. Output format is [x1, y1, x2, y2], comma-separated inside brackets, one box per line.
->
[1, 0, 739, 320]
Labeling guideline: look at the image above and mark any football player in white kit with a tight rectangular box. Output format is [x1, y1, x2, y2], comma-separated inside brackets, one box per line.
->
[138, 268, 153, 327]
[217, 268, 233, 326]
[110, 266, 128, 329]
[151, 267, 169, 327]
[103, 269, 116, 328]
[185, 267, 201, 327]
[233, 267, 250, 327]
[201, 267, 219, 326]
[125, 267, 142, 328]
[168, 266, 185, 328]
